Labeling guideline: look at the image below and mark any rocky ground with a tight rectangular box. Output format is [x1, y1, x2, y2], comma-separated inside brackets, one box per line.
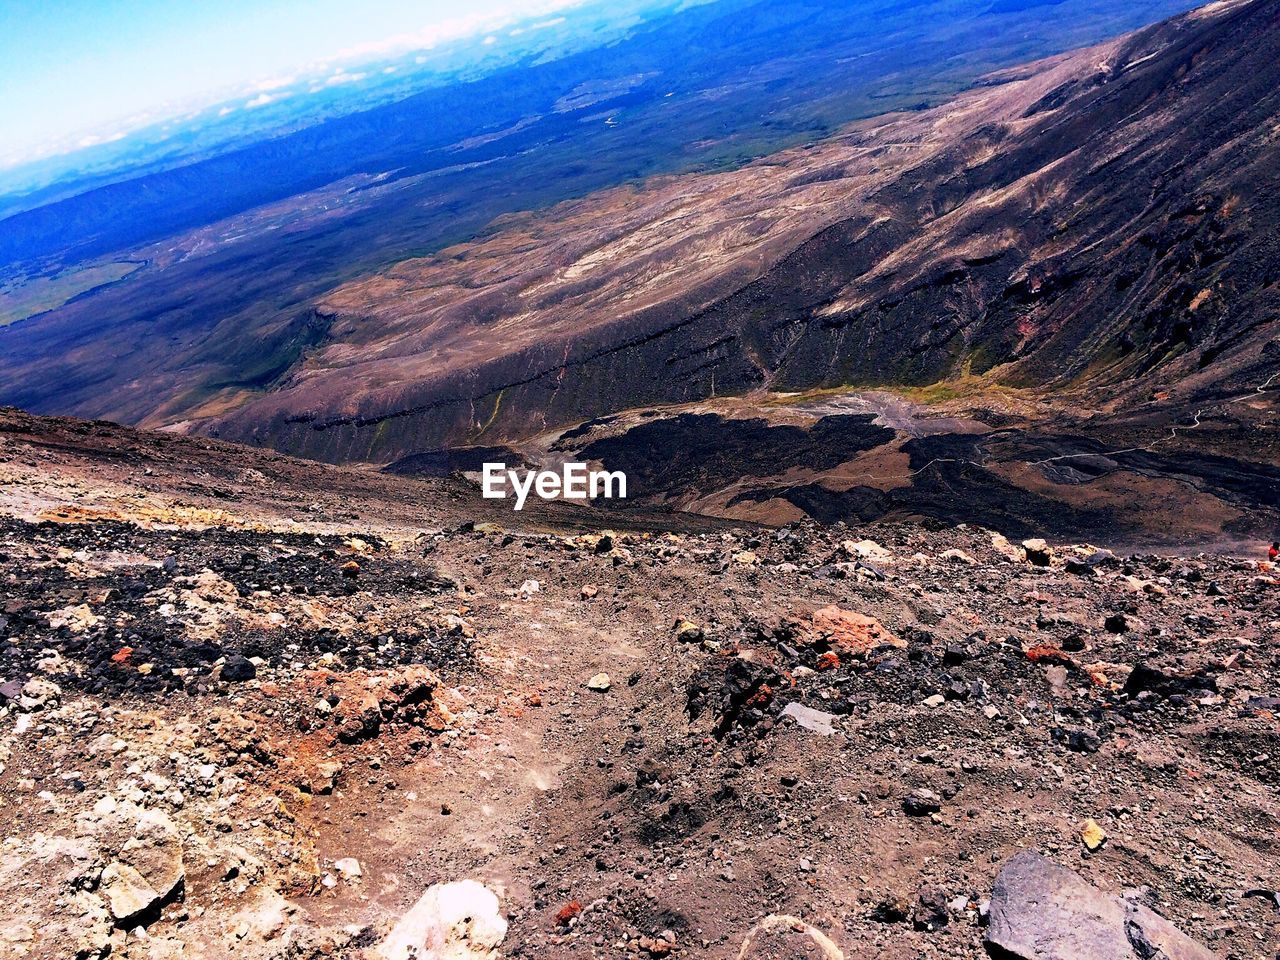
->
[1, 406, 1278, 959]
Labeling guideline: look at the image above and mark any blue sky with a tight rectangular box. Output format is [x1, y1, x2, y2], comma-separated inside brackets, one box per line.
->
[0, 0, 592, 168]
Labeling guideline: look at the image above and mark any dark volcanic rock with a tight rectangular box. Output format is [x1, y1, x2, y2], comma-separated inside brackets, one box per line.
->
[1050, 726, 1102, 754]
[220, 656, 257, 683]
[903, 789, 942, 817]
[1123, 662, 1217, 700]
[1104, 612, 1130, 634]
[912, 887, 950, 932]
[686, 657, 784, 739]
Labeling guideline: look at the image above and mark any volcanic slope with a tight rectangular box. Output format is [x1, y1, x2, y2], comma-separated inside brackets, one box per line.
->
[2, 407, 1279, 959]
[189, 0, 1280, 465]
[0, 0, 1201, 431]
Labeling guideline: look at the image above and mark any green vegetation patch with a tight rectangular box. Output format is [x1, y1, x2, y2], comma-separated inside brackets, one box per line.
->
[0, 261, 143, 327]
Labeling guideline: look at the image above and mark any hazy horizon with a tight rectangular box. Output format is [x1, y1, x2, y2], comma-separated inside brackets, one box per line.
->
[0, 0, 652, 177]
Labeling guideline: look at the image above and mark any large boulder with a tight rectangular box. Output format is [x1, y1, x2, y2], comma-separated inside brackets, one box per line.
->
[803, 606, 904, 658]
[89, 807, 186, 927]
[100, 862, 165, 926]
[985, 851, 1216, 960]
[1020, 539, 1054, 567]
[377, 880, 507, 960]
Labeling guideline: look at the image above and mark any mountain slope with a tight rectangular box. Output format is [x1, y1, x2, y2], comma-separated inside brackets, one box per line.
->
[195, 0, 1280, 464]
[0, 0, 1212, 444]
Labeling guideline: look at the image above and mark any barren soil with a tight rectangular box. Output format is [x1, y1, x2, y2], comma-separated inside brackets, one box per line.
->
[1, 408, 1277, 959]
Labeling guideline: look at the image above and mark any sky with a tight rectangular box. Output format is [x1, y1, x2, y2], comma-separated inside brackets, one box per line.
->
[0, 0, 592, 169]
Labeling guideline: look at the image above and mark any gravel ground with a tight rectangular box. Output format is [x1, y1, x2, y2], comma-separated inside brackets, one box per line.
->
[1, 408, 1277, 959]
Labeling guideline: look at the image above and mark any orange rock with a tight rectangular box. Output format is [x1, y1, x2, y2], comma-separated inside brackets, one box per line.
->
[639, 936, 674, 956]
[1025, 645, 1070, 664]
[111, 646, 133, 664]
[1080, 817, 1107, 852]
[746, 684, 775, 709]
[816, 651, 841, 671]
[804, 606, 904, 657]
[555, 901, 583, 926]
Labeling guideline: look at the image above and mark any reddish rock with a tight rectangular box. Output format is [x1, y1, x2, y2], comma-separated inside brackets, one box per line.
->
[555, 901, 583, 926]
[803, 606, 904, 657]
[1025, 645, 1070, 664]
[639, 936, 674, 956]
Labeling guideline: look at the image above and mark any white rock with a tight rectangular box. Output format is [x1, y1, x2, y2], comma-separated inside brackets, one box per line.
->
[781, 703, 838, 736]
[334, 857, 362, 880]
[100, 862, 166, 924]
[845, 539, 892, 563]
[46, 605, 99, 633]
[990, 533, 1024, 563]
[379, 880, 508, 960]
[19, 678, 62, 711]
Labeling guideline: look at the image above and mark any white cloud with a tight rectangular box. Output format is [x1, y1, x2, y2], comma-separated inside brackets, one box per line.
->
[246, 74, 297, 94]
[74, 131, 127, 149]
[1, 0, 601, 173]
[245, 91, 289, 109]
[327, 0, 588, 63]
[324, 70, 368, 86]
[512, 16, 568, 36]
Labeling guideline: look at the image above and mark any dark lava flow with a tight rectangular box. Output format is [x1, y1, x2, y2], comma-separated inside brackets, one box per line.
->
[565, 413, 1280, 546]
[578, 413, 895, 495]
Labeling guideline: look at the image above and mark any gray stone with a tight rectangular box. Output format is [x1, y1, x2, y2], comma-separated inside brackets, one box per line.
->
[101, 861, 164, 925]
[985, 851, 1216, 960]
[903, 789, 942, 816]
[96, 808, 185, 926]
[780, 702, 838, 736]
